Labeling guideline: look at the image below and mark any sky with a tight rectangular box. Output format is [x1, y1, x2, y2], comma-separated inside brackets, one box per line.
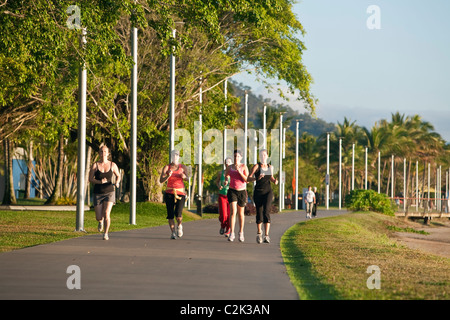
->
[233, 0, 450, 141]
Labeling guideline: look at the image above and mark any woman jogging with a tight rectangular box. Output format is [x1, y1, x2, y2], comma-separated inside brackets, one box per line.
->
[224, 150, 249, 242]
[216, 157, 232, 237]
[160, 150, 189, 239]
[88, 145, 121, 240]
[248, 149, 278, 243]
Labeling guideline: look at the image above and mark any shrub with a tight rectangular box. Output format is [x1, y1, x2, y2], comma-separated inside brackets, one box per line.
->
[345, 189, 395, 216]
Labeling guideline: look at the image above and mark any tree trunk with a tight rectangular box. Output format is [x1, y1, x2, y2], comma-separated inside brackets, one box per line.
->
[2, 138, 17, 205]
[45, 134, 64, 205]
[25, 140, 33, 199]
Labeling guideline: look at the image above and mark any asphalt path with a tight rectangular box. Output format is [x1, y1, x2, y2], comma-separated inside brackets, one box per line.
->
[0, 209, 345, 300]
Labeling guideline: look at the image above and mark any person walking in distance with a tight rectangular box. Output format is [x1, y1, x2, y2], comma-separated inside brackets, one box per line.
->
[304, 185, 316, 219]
[248, 149, 278, 243]
[216, 157, 232, 237]
[224, 150, 249, 242]
[160, 150, 189, 239]
[312, 186, 319, 217]
[88, 145, 121, 240]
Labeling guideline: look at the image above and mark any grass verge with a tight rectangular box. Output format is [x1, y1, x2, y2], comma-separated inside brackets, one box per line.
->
[281, 211, 450, 300]
[0, 201, 214, 252]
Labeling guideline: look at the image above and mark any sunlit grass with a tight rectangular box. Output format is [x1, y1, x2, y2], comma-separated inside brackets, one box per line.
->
[0, 201, 211, 252]
[281, 212, 450, 300]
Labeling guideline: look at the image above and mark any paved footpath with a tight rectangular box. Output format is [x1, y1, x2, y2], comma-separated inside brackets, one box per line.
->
[0, 209, 345, 300]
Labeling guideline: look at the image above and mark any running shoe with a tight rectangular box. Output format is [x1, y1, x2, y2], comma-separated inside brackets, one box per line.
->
[224, 229, 231, 237]
[98, 221, 103, 232]
[103, 233, 109, 240]
[228, 233, 235, 242]
[263, 235, 270, 243]
[239, 232, 245, 242]
[177, 224, 183, 237]
[256, 233, 263, 244]
[171, 231, 177, 239]
[220, 228, 224, 235]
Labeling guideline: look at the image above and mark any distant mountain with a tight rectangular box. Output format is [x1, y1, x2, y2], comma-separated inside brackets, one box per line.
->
[230, 80, 336, 137]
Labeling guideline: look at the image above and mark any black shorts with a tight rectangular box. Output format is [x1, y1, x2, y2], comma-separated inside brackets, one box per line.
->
[93, 191, 116, 206]
[164, 192, 185, 219]
[227, 188, 247, 207]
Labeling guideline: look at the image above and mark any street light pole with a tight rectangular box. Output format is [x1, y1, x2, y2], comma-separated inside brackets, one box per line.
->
[197, 74, 203, 217]
[339, 138, 342, 210]
[352, 143, 355, 191]
[76, 28, 87, 232]
[223, 79, 227, 165]
[295, 120, 299, 211]
[365, 147, 368, 190]
[263, 104, 267, 149]
[326, 133, 330, 210]
[391, 155, 394, 199]
[129, 21, 138, 226]
[169, 29, 176, 158]
[279, 113, 283, 212]
[244, 91, 248, 166]
[378, 151, 381, 193]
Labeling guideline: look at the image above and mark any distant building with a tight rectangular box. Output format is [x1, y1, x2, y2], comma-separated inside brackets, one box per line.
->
[0, 147, 37, 202]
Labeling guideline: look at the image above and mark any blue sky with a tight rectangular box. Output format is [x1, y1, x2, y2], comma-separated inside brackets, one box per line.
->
[233, 0, 450, 141]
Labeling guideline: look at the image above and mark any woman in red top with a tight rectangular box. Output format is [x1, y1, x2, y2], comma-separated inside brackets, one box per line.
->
[160, 150, 189, 239]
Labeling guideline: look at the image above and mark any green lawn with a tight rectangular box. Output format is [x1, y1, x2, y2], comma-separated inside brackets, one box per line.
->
[281, 212, 450, 300]
[0, 201, 213, 252]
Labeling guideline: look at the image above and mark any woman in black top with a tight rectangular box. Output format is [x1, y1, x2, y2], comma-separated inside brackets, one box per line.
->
[248, 149, 278, 243]
[88, 145, 121, 240]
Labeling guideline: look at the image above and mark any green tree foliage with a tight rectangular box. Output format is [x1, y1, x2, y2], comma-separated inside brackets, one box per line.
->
[0, 0, 316, 202]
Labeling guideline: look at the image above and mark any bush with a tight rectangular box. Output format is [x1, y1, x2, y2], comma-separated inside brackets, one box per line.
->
[345, 189, 395, 216]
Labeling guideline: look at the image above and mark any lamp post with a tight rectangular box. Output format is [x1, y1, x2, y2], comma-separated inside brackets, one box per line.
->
[378, 151, 381, 193]
[129, 20, 139, 226]
[391, 155, 394, 199]
[263, 104, 267, 149]
[279, 113, 283, 212]
[76, 28, 87, 232]
[244, 91, 248, 166]
[223, 79, 227, 165]
[365, 147, 368, 190]
[339, 138, 342, 210]
[295, 120, 300, 210]
[197, 73, 203, 217]
[352, 143, 355, 191]
[326, 132, 330, 210]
